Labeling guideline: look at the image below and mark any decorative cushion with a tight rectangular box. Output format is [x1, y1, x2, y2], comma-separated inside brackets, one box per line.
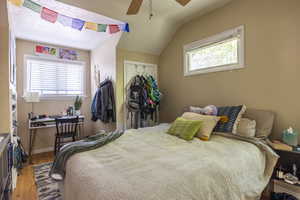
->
[189, 105, 218, 116]
[243, 109, 275, 138]
[214, 105, 246, 133]
[236, 118, 256, 137]
[167, 117, 202, 141]
[182, 112, 220, 141]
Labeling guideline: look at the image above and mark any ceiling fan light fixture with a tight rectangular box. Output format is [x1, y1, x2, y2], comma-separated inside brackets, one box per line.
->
[126, 0, 191, 16]
[149, 0, 153, 20]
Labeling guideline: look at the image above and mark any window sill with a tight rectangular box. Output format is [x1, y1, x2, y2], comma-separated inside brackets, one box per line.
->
[184, 63, 244, 76]
[22, 95, 88, 102]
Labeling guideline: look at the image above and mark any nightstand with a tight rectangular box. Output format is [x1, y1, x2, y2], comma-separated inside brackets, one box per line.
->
[267, 148, 300, 199]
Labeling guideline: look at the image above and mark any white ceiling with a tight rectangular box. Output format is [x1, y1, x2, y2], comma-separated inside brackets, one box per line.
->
[8, 0, 124, 50]
[8, 0, 233, 54]
[58, 0, 233, 54]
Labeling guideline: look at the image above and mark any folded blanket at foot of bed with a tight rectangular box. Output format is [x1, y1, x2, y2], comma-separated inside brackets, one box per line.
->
[49, 129, 124, 180]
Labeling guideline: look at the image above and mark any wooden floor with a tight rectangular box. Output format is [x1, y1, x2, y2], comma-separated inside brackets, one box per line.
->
[12, 152, 54, 200]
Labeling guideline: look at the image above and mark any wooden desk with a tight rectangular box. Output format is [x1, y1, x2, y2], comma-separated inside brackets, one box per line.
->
[28, 115, 84, 164]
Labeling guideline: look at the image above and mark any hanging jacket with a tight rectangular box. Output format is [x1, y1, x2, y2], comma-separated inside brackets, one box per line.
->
[91, 79, 116, 123]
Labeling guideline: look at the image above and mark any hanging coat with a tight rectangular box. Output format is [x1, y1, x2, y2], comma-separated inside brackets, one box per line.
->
[91, 79, 116, 123]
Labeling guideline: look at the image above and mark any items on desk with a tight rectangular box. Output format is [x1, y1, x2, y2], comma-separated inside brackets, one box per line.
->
[67, 106, 74, 116]
[29, 114, 47, 121]
[74, 96, 83, 115]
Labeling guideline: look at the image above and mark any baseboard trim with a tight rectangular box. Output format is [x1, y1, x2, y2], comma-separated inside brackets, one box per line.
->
[32, 147, 53, 154]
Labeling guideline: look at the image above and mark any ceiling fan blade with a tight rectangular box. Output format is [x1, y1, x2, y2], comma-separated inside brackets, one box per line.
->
[176, 0, 191, 6]
[127, 0, 144, 15]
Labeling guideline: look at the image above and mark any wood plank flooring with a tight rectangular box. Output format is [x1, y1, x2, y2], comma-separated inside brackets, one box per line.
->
[12, 152, 54, 200]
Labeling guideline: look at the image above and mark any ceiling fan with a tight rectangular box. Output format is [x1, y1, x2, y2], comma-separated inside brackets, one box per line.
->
[126, 0, 191, 15]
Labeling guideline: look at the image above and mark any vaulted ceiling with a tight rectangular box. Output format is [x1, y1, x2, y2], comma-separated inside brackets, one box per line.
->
[58, 0, 233, 55]
[8, 0, 124, 50]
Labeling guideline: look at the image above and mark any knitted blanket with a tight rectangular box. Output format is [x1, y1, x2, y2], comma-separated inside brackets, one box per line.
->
[49, 130, 124, 180]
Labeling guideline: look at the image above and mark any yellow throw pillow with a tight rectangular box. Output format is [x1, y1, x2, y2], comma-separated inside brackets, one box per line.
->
[182, 112, 220, 141]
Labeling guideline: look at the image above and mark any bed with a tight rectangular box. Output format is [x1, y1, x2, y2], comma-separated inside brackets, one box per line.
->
[61, 109, 278, 200]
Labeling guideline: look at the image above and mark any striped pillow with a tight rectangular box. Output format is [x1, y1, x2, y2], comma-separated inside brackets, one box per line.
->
[214, 105, 246, 133]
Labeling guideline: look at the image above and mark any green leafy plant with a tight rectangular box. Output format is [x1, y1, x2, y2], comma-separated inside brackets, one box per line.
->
[74, 96, 83, 111]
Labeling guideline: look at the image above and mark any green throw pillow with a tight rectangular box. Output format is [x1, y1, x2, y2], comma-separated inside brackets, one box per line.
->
[167, 117, 202, 141]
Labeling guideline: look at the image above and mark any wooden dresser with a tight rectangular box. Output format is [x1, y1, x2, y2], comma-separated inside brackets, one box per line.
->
[0, 134, 12, 200]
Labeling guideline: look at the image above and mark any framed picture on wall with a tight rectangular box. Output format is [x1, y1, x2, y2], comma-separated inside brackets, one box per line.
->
[35, 44, 58, 58]
[59, 48, 78, 60]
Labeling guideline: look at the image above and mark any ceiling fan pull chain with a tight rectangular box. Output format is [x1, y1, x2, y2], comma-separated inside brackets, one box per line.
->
[149, 0, 154, 20]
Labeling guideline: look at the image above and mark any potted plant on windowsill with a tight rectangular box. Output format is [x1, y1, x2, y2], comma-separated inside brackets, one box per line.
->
[74, 96, 83, 116]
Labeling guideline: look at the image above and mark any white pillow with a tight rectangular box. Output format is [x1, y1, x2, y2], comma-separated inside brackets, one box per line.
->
[237, 118, 256, 137]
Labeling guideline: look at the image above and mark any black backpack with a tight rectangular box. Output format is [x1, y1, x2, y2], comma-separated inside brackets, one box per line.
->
[127, 76, 146, 112]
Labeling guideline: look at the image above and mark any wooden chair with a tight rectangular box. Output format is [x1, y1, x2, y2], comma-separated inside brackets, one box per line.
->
[54, 117, 79, 155]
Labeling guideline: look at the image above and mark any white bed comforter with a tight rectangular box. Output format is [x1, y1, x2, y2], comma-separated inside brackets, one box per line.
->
[62, 124, 278, 200]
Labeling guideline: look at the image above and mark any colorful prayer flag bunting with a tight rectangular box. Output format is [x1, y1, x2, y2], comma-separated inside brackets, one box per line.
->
[57, 14, 72, 27]
[118, 23, 130, 33]
[41, 7, 58, 23]
[109, 24, 120, 34]
[85, 22, 98, 31]
[8, 0, 130, 34]
[23, 0, 42, 13]
[97, 24, 107, 32]
[72, 18, 85, 31]
[9, 0, 23, 7]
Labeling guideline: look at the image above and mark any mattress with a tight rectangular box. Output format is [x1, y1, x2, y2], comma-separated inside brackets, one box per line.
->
[62, 124, 278, 200]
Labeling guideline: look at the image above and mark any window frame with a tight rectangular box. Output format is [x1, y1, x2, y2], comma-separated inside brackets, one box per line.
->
[183, 25, 245, 76]
[23, 55, 86, 100]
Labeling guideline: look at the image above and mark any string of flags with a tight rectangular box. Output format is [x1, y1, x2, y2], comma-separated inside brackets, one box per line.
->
[8, 0, 130, 34]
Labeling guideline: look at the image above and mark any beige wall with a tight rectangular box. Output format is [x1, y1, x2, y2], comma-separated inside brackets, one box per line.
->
[90, 33, 121, 132]
[159, 0, 300, 140]
[0, 0, 11, 134]
[16, 39, 93, 153]
[116, 48, 159, 129]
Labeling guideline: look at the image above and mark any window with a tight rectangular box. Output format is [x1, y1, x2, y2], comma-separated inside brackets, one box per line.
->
[184, 25, 244, 76]
[25, 56, 85, 98]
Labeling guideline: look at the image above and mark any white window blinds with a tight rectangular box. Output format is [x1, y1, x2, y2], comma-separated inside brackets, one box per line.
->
[26, 57, 84, 96]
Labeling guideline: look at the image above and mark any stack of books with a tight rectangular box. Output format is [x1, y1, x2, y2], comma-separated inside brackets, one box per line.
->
[269, 140, 293, 151]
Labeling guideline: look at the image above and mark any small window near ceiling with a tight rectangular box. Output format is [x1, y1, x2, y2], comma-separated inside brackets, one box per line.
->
[183, 25, 244, 76]
[25, 56, 85, 99]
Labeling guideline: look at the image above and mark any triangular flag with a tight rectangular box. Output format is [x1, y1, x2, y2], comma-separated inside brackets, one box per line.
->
[35, 45, 43, 53]
[109, 24, 120, 34]
[72, 18, 85, 31]
[23, 0, 42, 13]
[85, 22, 98, 31]
[97, 24, 107, 32]
[119, 23, 130, 32]
[8, 0, 23, 6]
[57, 14, 72, 27]
[41, 7, 58, 23]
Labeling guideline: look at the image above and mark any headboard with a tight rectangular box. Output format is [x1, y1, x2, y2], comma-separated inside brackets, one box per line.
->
[183, 106, 275, 138]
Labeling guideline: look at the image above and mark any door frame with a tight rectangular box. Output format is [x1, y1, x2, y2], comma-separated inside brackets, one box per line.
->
[123, 60, 158, 130]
